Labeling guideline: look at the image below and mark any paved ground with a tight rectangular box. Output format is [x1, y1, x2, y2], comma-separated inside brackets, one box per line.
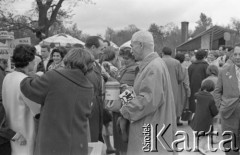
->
[177, 122, 225, 155]
[100, 121, 226, 155]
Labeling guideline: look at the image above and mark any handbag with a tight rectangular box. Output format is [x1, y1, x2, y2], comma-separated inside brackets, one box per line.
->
[181, 109, 193, 121]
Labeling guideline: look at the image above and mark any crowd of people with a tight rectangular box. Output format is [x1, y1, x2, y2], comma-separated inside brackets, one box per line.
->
[0, 30, 239, 155]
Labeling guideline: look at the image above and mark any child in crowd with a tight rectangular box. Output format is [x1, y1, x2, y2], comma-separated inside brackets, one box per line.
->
[190, 79, 218, 154]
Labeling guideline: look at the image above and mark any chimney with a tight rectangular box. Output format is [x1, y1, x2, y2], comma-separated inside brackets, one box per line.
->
[181, 21, 189, 43]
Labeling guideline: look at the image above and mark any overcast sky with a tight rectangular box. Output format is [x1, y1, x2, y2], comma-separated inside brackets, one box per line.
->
[15, 0, 240, 36]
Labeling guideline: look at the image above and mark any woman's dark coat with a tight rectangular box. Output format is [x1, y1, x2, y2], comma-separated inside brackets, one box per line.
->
[190, 91, 218, 132]
[20, 69, 93, 155]
[188, 60, 208, 112]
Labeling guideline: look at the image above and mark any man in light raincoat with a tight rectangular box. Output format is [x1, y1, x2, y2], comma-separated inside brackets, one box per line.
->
[120, 30, 177, 155]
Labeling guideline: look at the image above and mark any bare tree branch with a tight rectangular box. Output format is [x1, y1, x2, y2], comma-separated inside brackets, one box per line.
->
[49, 0, 64, 26]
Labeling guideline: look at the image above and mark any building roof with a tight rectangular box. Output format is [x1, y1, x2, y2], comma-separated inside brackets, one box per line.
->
[176, 25, 235, 51]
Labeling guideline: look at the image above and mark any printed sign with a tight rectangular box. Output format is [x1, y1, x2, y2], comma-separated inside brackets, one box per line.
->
[0, 31, 14, 40]
[14, 37, 31, 45]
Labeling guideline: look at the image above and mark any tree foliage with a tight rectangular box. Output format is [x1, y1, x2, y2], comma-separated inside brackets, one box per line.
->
[148, 23, 181, 54]
[104, 23, 181, 54]
[104, 25, 140, 46]
[192, 13, 213, 37]
[148, 23, 165, 53]
[0, 0, 93, 42]
[230, 18, 240, 35]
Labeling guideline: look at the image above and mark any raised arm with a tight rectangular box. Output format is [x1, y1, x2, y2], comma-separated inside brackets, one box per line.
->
[20, 71, 52, 108]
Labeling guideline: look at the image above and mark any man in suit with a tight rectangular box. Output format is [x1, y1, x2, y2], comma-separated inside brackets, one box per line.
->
[36, 45, 52, 73]
[85, 36, 116, 154]
[213, 45, 240, 155]
[85, 36, 105, 142]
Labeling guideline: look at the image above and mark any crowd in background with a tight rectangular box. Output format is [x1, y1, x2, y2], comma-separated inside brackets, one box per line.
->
[0, 30, 240, 155]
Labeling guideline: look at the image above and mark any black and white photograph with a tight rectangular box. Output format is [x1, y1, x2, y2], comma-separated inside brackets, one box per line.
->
[0, 0, 240, 155]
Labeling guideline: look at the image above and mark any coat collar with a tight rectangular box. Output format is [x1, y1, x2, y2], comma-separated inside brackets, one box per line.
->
[138, 52, 159, 73]
[54, 69, 93, 88]
[193, 60, 208, 64]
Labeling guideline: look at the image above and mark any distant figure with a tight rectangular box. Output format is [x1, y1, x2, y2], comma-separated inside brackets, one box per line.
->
[188, 50, 209, 113]
[175, 53, 191, 122]
[191, 80, 218, 154]
[162, 47, 185, 126]
[202, 65, 219, 87]
[206, 51, 219, 66]
[182, 53, 192, 69]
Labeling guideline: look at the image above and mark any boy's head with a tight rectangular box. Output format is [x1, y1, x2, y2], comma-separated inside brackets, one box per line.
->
[201, 80, 215, 92]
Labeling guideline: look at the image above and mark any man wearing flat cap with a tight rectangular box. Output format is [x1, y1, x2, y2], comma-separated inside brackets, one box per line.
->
[120, 30, 177, 155]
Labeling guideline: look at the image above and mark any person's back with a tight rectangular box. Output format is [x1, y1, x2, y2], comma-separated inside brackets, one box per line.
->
[191, 91, 218, 132]
[191, 79, 218, 132]
[20, 48, 95, 155]
[190, 82, 218, 155]
[162, 47, 184, 125]
[188, 50, 208, 113]
[27, 69, 93, 155]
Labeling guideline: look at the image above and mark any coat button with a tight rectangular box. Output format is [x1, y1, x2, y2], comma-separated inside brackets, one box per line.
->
[80, 144, 83, 148]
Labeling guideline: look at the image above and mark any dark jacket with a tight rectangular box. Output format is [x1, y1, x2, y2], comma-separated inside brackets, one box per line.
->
[191, 91, 218, 132]
[188, 60, 208, 112]
[21, 69, 93, 155]
[86, 63, 104, 142]
[36, 57, 52, 73]
[0, 66, 15, 145]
